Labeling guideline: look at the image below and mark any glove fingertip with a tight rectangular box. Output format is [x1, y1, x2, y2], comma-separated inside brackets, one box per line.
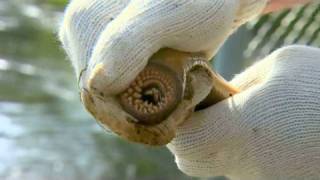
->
[86, 31, 162, 95]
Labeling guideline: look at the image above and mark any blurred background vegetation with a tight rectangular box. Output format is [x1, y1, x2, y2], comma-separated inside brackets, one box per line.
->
[215, 2, 320, 79]
[0, 0, 318, 180]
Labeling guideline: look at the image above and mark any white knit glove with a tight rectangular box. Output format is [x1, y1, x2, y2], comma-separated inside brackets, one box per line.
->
[59, 0, 267, 94]
[168, 45, 320, 180]
[58, 0, 320, 179]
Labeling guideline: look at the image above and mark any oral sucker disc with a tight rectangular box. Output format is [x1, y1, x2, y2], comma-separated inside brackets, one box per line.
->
[81, 48, 239, 146]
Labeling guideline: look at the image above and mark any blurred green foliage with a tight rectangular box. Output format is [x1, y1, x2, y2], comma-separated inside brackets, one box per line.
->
[35, 0, 68, 8]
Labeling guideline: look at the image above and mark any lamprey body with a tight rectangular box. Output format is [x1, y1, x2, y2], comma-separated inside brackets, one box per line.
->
[81, 49, 239, 145]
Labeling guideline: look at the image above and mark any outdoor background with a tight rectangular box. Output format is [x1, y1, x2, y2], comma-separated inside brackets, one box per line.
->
[0, 0, 318, 180]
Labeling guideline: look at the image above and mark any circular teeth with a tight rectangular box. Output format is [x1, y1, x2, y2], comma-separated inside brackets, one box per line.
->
[119, 63, 182, 125]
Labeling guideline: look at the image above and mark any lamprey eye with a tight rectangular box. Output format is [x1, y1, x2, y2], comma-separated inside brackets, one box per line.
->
[119, 63, 183, 125]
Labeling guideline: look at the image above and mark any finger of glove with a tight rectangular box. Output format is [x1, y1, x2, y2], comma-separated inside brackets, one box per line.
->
[168, 45, 320, 178]
[59, 0, 129, 76]
[86, 0, 239, 95]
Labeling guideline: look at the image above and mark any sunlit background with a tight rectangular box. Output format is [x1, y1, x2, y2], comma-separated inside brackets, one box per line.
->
[0, 0, 318, 180]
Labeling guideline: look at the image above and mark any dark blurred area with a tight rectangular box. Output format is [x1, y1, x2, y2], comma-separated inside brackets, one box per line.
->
[0, 0, 318, 180]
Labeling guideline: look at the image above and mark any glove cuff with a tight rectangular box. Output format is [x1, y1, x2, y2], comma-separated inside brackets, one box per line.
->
[234, 0, 269, 27]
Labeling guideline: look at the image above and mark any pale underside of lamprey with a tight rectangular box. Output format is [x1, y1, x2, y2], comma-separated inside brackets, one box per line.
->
[81, 49, 239, 146]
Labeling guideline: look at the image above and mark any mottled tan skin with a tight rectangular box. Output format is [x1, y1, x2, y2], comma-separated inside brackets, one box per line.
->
[81, 49, 239, 146]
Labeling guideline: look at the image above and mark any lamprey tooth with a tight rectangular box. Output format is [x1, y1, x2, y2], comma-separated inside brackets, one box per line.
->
[119, 61, 182, 125]
[119, 49, 239, 126]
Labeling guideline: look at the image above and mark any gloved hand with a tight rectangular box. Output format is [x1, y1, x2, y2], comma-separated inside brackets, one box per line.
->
[168, 45, 320, 179]
[59, 0, 320, 180]
[59, 0, 267, 94]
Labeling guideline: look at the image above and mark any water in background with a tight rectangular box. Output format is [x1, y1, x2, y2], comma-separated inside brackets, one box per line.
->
[2, 1, 317, 180]
[0, 1, 218, 180]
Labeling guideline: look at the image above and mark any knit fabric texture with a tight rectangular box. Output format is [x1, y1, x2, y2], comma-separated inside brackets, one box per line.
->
[57, 1, 320, 179]
[59, 0, 267, 94]
[168, 45, 320, 180]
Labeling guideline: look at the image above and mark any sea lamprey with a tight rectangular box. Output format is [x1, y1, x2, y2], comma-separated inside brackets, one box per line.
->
[81, 48, 239, 145]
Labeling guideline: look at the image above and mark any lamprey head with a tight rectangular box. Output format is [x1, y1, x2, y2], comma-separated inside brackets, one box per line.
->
[81, 48, 239, 146]
[119, 62, 182, 125]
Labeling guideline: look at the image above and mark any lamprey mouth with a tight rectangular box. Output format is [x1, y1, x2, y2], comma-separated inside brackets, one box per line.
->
[119, 63, 182, 125]
[81, 48, 239, 146]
